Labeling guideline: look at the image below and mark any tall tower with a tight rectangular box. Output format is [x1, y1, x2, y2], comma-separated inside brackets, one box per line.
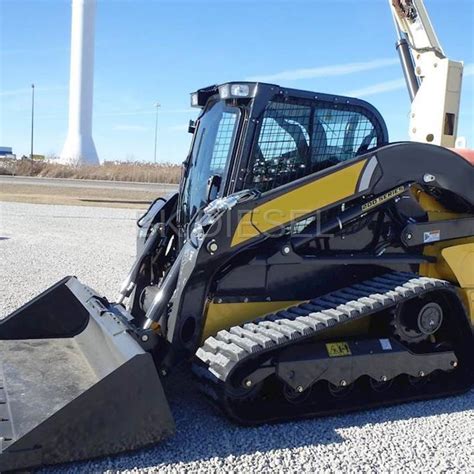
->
[60, 0, 99, 165]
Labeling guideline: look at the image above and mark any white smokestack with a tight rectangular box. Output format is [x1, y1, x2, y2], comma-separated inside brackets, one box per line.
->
[60, 0, 99, 166]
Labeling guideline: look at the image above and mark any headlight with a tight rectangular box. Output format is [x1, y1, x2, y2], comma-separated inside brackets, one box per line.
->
[190, 92, 199, 107]
[219, 84, 231, 99]
[230, 84, 250, 97]
[218, 83, 256, 100]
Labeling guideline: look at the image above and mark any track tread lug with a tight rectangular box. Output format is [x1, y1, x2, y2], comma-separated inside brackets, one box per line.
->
[367, 293, 393, 305]
[356, 296, 382, 310]
[215, 329, 232, 343]
[281, 319, 313, 335]
[394, 285, 416, 297]
[262, 320, 300, 340]
[202, 336, 220, 354]
[226, 333, 260, 353]
[321, 308, 348, 322]
[254, 326, 287, 344]
[217, 342, 247, 362]
[402, 281, 424, 293]
[229, 326, 271, 349]
[295, 315, 325, 331]
[308, 312, 337, 326]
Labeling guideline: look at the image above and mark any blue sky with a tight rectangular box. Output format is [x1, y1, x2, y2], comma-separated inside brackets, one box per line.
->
[1, 0, 473, 164]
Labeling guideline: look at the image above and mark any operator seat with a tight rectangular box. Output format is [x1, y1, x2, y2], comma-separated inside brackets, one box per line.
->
[310, 119, 330, 172]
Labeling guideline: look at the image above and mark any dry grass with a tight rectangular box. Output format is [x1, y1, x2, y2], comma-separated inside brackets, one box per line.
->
[0, 158, 181, 184]
[0, 182, 165, 209]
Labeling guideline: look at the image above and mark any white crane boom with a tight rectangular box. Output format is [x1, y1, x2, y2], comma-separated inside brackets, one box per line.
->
[389, 0, 464, 148]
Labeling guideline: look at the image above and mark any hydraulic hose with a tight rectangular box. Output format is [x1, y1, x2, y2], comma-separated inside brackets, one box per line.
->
[117, 224, 163, 304]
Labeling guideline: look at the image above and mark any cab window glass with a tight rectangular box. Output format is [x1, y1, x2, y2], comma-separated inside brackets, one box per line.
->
[249, 103, 311, 192]
[181, 102, 239, 220]
[245, 100, 381, 193]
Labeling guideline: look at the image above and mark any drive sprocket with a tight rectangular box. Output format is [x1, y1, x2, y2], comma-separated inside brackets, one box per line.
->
[391, 297, 444, 344]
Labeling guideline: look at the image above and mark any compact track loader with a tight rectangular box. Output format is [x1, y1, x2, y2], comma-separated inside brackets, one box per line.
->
[2, 1, 474, 471]
[2, 81, 474, 471]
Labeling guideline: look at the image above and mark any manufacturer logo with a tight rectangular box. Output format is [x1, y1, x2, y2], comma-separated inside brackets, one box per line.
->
[361, 186, 406, 212]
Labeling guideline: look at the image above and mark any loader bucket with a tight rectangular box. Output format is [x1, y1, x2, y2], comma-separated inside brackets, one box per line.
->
[0, 277, 175, 472]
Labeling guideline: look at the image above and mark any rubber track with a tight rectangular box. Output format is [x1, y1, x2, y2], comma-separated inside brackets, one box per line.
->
[195, 272, 451, 382]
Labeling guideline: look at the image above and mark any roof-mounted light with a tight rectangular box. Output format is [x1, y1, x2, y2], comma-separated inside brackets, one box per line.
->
[190, 83, 257, 108]
[218, 83, 257, 100]
[190, 93, 199, 107]
[190, 85, 219, 108]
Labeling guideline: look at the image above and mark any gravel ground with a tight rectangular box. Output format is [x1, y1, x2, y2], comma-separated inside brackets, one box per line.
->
[1, 201, 473, 473]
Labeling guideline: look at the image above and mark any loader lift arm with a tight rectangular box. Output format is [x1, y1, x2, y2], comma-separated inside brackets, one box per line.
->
[389, 0, 464, 148]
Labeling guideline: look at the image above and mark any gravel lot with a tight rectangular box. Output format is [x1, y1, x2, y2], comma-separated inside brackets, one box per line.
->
[1, 201, 473, 473]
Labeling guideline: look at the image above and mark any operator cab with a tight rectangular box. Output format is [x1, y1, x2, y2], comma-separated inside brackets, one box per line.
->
[179, 82, 389, 226]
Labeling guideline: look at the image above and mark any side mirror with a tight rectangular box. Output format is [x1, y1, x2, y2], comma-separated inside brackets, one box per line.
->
[188, 120, 196, 134]
[206, 174, 222, 203]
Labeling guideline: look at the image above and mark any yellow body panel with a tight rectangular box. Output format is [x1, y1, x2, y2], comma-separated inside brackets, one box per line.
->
[231, 159, 367, 247]
[416, 189, 474, 322]
[442, 244, 474, 323]
[415, 188, 469, 221]
[441, 244, 474, 287]
[459, 289, 474, 324]
[419, 239, 463, 282]
[202, 300, 300, 340]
